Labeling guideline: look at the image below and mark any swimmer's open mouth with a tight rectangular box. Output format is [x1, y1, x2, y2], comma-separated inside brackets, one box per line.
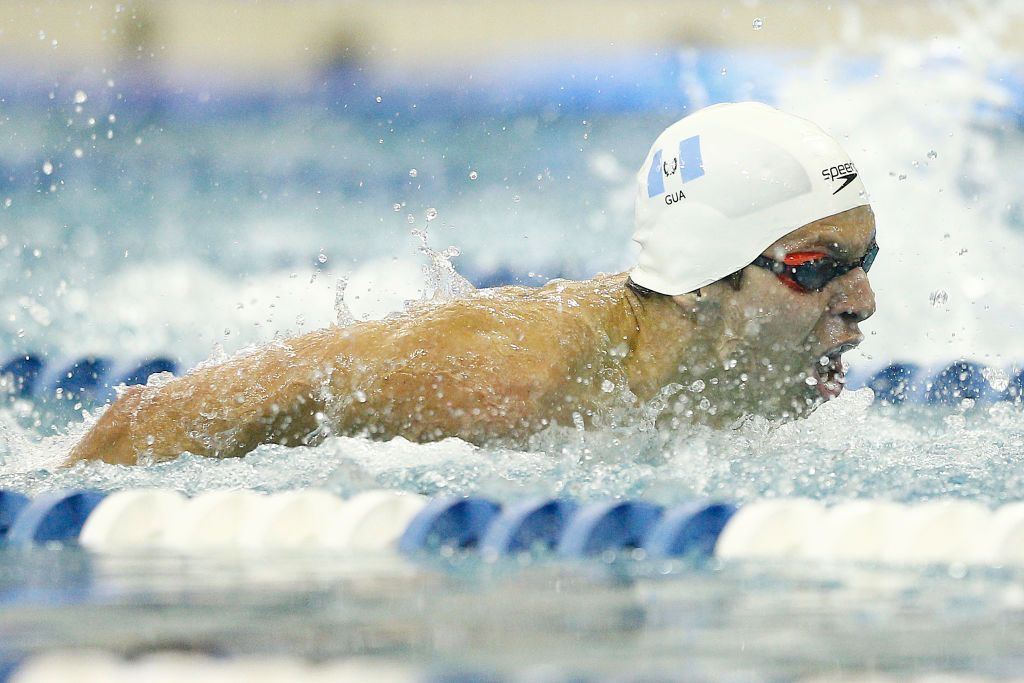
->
[812, 342, 858, 401]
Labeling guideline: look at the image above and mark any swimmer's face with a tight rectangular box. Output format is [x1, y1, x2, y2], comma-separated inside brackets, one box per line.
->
[715, 205, 877, 417]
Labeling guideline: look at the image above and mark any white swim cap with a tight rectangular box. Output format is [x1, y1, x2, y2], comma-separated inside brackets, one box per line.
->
[631, 102, 869, 295]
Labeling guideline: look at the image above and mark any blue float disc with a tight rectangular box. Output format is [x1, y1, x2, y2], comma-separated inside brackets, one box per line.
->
[97, 357, 180, 404]
[0, 491, 30, 541]
[35, 357, 114, 404]
[6, 490, 107, 545]
[866, 362, 922, 404]
[643, 501, 737, 558]
[1009, 369, 1024, 402]
[479, 498, 578, 555]
[398, 497, 501, 554]
[556, 501, 663, 558]
[0, 354, 44, 397]
[0, 658, 20, 683]
[926, 360, 991, 405]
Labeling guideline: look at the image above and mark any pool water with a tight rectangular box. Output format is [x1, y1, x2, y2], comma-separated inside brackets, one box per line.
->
[3, 5, 1024, 680]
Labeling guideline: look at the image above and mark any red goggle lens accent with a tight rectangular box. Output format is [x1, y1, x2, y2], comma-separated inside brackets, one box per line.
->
[781, 251, 828, 266]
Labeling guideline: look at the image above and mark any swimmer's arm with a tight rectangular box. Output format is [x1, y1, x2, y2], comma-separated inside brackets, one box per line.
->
[349, 343, 570, 445]
[66, 343, 324, 466]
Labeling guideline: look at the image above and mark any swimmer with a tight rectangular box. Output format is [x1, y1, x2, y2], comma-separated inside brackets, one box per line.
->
[67, 102, 877, 466]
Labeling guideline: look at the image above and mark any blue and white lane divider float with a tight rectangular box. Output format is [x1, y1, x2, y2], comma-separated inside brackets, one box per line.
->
[5, 489, 1024, 567]
[845, 359, 1024, 405]
[0, 354, 178, 404]
[1, 353, 1021, 405]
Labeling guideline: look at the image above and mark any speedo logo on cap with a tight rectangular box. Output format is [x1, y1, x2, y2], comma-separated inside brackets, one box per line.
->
[821, 162, 858, 195]
[647, 135, 705, 203]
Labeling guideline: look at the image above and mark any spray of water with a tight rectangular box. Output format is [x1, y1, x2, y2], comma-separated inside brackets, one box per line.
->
[410, 227, 477, 302]
[776, 0, 1024, 367]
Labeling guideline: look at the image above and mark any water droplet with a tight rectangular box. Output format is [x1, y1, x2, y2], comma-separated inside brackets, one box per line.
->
[108, 114, 116, 123]
[146, 434, 155, 445]
[468, 170, 478, 180]
[897, 173, 907, 181]
[375, 95, 382, 103]
[929, 290, 949, 306]
[134, 137, 142, 145]
[927, 150, 937, 159]
[406, 214, 416, 224]
[425, 207, 438, 221]
[804, 376, 819, 386]
[317, 252, 328, 264]
[512, 194, 521, 203]
[752, 17, 764, 30]
[981, 367, 1009, 392]
[73, 148, 83, 159]
[295, 314, 305, 326]
[392, 203, 401, 211]
[3, 198, 10, 208]
[408, 168, 418, 178]
[720, 67, 728, 76]
[600, 379, 615, 393]
[354, 390, 367, 403]
[41, 161, 53, 175]
[689, 379, 705, 393]
[73, 90, 87, 104]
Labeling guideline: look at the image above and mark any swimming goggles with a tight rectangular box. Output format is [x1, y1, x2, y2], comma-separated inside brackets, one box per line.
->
[751, 240, 879, 292]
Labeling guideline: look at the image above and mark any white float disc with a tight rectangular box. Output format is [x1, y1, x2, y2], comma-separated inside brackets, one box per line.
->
[318, 490, 428, 551]
[800, 500, 906, 563]
[715, 498, 824, 560]
[974, 502, 1024, 565]
[235, 489, 346, 550]
[10, 651, 121, 683]
[161, 489, 263, 552]
[883, 499, 991, 566]
[309, 658, 418, 683]
[79, 489, 186, 551]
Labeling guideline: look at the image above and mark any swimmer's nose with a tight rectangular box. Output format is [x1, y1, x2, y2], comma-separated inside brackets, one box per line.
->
[830, 268, 876, 326]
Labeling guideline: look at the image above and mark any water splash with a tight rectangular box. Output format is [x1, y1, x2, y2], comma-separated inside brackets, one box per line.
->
[411, 227, 476, 302]
[775, 0, 1024, 366]
[333, 276, 355, 327]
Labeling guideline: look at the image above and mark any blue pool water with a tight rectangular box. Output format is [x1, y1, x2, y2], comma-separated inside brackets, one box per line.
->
[3, 7, 1024, 680]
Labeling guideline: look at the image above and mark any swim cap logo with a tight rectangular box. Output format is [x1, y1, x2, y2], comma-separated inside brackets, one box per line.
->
[647, 135, 705, 202]
[821, 162, 858, 195]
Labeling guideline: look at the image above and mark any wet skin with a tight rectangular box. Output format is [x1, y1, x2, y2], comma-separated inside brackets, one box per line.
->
[67, 206, 876, 466]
